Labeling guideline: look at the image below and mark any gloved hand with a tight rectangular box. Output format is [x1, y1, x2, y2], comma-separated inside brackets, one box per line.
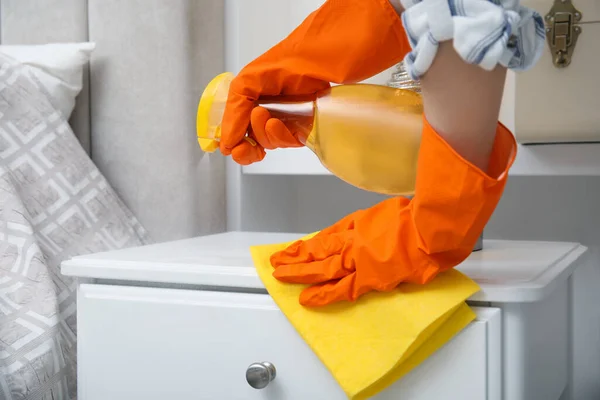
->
[270, 118, 517, 307]
[220, 0, 410, 165]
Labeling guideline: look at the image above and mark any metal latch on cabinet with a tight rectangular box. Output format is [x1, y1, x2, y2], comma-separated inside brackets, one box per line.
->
[544, 0, 582, 68]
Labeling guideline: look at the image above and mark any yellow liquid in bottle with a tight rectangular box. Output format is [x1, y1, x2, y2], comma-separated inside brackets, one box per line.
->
[308, 84, 423, 196]
[197, 73, 424, 196]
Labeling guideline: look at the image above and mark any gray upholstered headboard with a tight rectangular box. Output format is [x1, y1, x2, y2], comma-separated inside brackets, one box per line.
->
[0, 0, 227, 242]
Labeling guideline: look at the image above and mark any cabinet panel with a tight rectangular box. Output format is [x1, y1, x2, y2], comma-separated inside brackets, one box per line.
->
[515, 1, 600, 144]
[78, 284, 499, 400]
[378, 307, 500, 399]
[77, 284, 343, 399]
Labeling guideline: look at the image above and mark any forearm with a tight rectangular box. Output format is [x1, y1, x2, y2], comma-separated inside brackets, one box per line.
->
[388, 0, 507, 172]
[420, 42, 507, 173]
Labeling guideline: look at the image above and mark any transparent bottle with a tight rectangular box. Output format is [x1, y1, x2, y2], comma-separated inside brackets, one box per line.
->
[197, 69, 423, 196]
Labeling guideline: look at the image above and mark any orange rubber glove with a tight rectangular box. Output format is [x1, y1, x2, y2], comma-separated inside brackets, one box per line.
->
[271, 118, 517, 307]
[221, 0, 410, 165]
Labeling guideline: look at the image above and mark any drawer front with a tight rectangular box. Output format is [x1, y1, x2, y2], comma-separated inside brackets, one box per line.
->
[77, 284, 500, 400]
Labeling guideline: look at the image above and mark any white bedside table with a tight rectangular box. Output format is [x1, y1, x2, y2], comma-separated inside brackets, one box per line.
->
[61, 232, 587, 400]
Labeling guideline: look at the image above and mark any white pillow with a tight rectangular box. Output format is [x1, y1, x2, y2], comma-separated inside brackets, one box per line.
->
[0, 42, 95, 119]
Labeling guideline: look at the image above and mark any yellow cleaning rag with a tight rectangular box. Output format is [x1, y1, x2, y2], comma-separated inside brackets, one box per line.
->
[250, 235, 480, 400]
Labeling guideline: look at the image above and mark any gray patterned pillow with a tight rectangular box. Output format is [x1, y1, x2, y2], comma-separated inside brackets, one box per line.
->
[0, 53, 151, 399]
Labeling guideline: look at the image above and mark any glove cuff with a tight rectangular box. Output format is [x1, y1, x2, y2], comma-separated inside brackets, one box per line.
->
[400, 0, 546, 79]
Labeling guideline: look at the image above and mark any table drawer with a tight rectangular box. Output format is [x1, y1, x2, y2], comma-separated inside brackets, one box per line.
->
[77, 284, 500, 399]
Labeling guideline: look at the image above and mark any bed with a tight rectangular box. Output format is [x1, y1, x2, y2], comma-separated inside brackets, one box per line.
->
[0, 1, 225, 398]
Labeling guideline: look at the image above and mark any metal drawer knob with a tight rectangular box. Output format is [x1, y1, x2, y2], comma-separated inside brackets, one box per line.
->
[246, 362, 276, 389]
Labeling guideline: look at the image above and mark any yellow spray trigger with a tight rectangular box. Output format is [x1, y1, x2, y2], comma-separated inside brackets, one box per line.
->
[196, 72, 256, 153]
